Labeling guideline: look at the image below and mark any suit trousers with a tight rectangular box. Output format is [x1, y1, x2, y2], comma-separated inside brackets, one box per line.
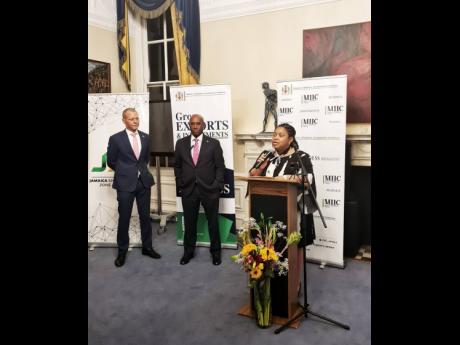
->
[116, 178, 152, 254]
[182, 186, 221, 255]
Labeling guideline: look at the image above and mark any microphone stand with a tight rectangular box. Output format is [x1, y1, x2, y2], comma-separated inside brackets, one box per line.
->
[274, 152, 350, 334]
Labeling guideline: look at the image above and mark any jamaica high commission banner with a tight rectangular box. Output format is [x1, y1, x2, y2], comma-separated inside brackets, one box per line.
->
[277, 76, 347, 267]
[88, 93, 149, 247]
[170, 84, 236, 249]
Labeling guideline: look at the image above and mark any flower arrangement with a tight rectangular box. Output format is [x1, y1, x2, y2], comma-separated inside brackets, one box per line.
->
[231, 213, 301, 327]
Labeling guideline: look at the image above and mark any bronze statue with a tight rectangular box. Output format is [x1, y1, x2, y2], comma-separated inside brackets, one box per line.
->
[261, 82, 278, 132]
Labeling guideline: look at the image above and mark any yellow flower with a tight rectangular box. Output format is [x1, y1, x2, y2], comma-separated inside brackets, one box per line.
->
[241, 243, 257, 256]
[260, 247, 277, 261]
[268, 248, 278, 261]
[250, 266, 263, 279]
[260, 247, 269, 261]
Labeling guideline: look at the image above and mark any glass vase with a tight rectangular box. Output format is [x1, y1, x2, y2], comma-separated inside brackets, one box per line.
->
[253, 276, 272, 328]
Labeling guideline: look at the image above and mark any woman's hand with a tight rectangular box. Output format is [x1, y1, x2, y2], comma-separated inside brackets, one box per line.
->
[249, 156, 269, 176]
[273, 175, 309, 185]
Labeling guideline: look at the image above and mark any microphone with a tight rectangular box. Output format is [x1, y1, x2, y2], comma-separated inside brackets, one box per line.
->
[253, 150, 274, 169]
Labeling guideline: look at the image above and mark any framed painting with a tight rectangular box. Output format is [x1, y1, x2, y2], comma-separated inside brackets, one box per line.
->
[88, 59, 111, 93]
[303, 22, 371, 124]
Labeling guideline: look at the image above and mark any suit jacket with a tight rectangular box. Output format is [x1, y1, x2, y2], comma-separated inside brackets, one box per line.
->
[174, 134, 225, 199]
[107, 130, 155, 192]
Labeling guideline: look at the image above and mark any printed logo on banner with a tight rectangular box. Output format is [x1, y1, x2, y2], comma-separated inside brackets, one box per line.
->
[279, 107, 293, 114]
[281, 84, 292, 95]
[325, 105, 344, 115]
[91, 152, 113, 172]
[300, 118, 318, 127]
[323, 175, 342, 183]
[91, 152, 108, 172]
[175, 92, 186, 101]
[301, 94, 319, 104]
[322, 198, 341, 208]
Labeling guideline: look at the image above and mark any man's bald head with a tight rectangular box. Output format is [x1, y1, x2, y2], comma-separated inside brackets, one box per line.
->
[189, 114, 205, 137]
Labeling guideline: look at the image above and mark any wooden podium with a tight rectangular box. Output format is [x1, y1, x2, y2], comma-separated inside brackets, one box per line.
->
[236, 176, 303, 328]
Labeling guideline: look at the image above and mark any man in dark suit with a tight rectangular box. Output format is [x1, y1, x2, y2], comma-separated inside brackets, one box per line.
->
[174, 114, 225, 265]
[107, 108, 161, 267]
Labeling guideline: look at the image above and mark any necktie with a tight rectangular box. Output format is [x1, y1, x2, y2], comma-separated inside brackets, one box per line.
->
[131, 132, 140, 160]
[192, 138, 199, 165]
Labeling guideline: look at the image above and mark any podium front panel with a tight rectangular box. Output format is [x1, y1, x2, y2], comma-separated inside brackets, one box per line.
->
[245, 178, 300, 320]
[250, 194, 289, 318]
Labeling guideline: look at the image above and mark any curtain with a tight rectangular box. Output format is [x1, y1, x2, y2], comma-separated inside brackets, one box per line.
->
[117, 0, 131, 91]
[126, 0, 174, 19]
[117, 0, 201, 88]
[117, 0, 172, 90]
[170, 0, 201, 84]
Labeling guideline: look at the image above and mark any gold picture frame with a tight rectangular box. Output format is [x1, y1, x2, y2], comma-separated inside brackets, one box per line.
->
[88, 59, 111, 93]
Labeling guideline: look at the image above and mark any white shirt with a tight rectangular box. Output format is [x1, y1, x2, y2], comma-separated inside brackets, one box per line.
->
[190, 133, 203, 155]
[126, 129, 142, 154]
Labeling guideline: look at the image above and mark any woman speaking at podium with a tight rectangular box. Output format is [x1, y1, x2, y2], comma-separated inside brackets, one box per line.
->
[249, 123, 317, 248]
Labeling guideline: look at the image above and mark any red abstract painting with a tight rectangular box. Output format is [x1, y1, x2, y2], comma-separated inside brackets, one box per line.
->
[303, 22, 371, 123]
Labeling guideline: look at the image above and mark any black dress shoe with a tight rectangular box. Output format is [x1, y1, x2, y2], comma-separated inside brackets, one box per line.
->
[180, 253, 194, 265]
[212, 252, 222, 266]
[114, 253, 126, 267]
[142, 248, 161, 259]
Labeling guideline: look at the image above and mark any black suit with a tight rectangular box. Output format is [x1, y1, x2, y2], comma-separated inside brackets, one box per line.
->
[107, 130, 155, 254]
[174, 134, 225, 255]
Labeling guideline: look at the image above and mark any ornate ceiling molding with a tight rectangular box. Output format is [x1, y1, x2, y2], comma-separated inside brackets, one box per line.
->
[88, 0, 341, 33]
[88, 0, 117, 32]
[199, 0, 341, 23]
[88, 0, 141, 37]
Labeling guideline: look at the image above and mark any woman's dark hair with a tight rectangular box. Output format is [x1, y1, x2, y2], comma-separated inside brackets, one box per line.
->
[276, 123, 299, 150]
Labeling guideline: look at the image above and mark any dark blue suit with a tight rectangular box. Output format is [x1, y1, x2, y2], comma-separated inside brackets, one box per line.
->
[107, 130, 155, 254]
